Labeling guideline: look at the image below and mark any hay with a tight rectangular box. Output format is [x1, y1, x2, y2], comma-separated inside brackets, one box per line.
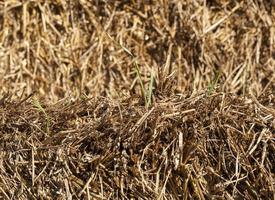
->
[0, 0, 274, 199]
[0, 1, 274, 99]
[0, 91, 274, 199]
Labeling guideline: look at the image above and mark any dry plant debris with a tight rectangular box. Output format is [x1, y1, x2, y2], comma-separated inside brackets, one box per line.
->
[0, 1, 274, 99]
[0, 92, 274, 199]
[0, 0, 274, 199]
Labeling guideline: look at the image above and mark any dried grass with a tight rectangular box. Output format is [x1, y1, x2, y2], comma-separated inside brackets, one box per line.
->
[0, 0, 274, 199]
[0, 91, 274, 199]
[0, 1, 274, 99]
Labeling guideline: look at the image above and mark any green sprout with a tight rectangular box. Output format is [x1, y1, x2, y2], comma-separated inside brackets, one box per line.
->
[107, 33, 154, 108]
[207, 70, 221, 95]
[32, 97, 50, 135]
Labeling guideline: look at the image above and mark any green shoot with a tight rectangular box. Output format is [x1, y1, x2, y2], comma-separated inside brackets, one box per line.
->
[207, 70, 221, 95]
[32, 97, 50, 135]
[106, 33, 154, 108]
[147, 70, 155, 108]
[134, 62, 147, 105]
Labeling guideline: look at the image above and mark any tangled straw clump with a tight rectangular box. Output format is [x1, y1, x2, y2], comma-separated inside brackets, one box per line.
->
[0, 91, 274, 199]
[0, 0, 275, 199]
[0, 1, 274, 99]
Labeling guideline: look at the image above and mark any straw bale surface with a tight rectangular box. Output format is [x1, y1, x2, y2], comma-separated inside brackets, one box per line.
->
[0, 1, 274, 99]
[0, 1, 274, 199]
[1, 92, 274, 199]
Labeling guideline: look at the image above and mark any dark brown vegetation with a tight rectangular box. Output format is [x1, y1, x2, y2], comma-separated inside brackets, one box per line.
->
[0, 0, 274, 199]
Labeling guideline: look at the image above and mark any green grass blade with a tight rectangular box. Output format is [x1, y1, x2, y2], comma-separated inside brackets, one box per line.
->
[134, 62, 147, 105]
[32, 97, 50, 135]
[147, 70, 154, 108]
